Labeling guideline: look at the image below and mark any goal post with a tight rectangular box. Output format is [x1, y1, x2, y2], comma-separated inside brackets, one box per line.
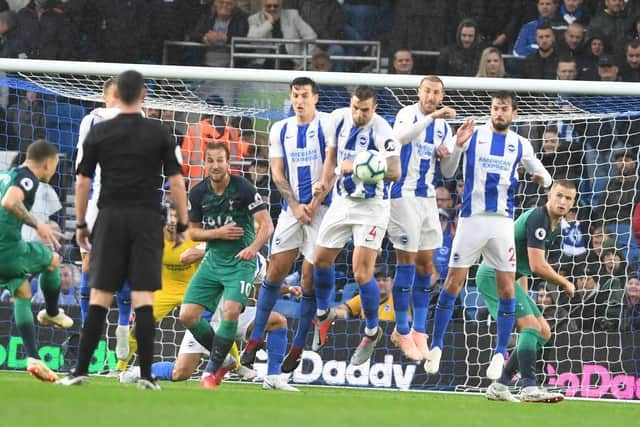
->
[1, 59, 639, 400]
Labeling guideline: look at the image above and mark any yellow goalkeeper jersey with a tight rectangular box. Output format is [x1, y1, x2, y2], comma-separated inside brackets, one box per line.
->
[162, 237, 201, 290]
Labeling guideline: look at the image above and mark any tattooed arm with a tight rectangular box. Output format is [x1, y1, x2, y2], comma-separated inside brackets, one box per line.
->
[1, 186, 39, 228]
[270, 156, 310, 224]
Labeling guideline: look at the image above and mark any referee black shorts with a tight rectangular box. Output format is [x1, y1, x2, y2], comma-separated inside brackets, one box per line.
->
[89, 206, 164, 293]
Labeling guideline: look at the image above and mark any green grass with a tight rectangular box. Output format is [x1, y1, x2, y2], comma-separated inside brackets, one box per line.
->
[2, 372, 638, 427]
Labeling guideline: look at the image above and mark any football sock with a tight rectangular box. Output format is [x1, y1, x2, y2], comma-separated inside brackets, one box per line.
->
[431, 289, 457, 349]
[496, 297, 516, 358]
[249, 279, 281, 341]
[314, 266, 335, 313]
[359, 276, 380, 331]
[39, 267, 61, 317]
[79, 272, 90, 324]
[392, 264, 415, 335]
[116, 283, 132, 326]
[205, 321, 236, 374]
[186, 318, 214, 352]
[293, 291, 316, 347]
[151, 361, 175, 381]
[500, 352, 519, 386]
[517, 328, 540, 389]
[266, 327, 288, 375]
[134, 305, 155, 380]
[75, 305, 108, 375]
[14, 297, 38, 358]
[411, 272, 432, 333]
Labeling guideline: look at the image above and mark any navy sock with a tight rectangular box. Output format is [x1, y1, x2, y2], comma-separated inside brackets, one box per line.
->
[314, 266, 335, 311]
[293, 291, 316, 348]
[431, 289, 457, 349]
[39, 268, 61, 317]
[205, 335, 234, 374]
[116, 283, 132, 326]
[250, 279, 281, 341]
[500, 353, 519, 386]
[151, 361, 175, 380]
[79, 272, 90, 324]
[266, 327, 288, 375]
[392, 264, 415, 335]
[496, 297, 516, 357]
[411, 272, 431, 333]
[359, 276, 380, 331]
[134, 305, 155, 380]
[75, 305, 108, 375]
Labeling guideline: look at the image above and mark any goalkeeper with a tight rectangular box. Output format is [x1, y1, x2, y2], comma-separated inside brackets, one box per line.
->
[481, 180, 576, 403]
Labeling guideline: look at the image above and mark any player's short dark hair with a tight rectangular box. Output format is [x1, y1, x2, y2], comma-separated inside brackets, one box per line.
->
[26, 139, 58, 162]
[103, 77, 117, 96]
[352, 85, 377, 103]
[205, 142, 230, 161]
[117, 70, 145, 105]
[490, 91, 518, 110]
[290, 77, 318, 94]
[552, 179, 577, 191]
[419, 75, 445, 90]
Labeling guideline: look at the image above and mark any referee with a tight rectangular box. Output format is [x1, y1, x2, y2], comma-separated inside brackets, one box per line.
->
[60, 70, 188, 390]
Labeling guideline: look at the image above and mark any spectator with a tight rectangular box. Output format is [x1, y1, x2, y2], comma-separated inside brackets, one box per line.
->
[537, 285, 577, 333]
[247, 0, 316, 69]
[595, 53, 621, 80]
[94, 0, 151, 63]
[513, 0, 563, 57]
[459, 0, 523, 52]
[595, 149, 639, 226]
[308, 49, 350, 112]
[476, 46, 506, 77]
[577, 31, 608, 79]
[0, 9, 25, 57]
[391, 0, 456, 74]
[619, 39, 640, 81]
[587, 0, 632, 54]
[297, 0, 346, 71]
[389, 48, 415, 74]
[333, 265, 398, 321]
[568, 262, 599, 330]
[147, 0, 198, 63]
[558, 21, 585, 56]
[626, 14, 640, 42]
[557, 0, 589, 31]
[435, 185, 454, 210]
[436, 19, 484, 77]
[6, 90, 45, 151]
[622, 273, 640, 331]
[191, 0, 249, 67]
[539, 125, 581, 180]
[596, 247, 626, 330]
[586, 222, 619, 267]
[523, 23, 559, 79]
[32, 263, 78, 306]
[16, 0, 74, 60]
[556, 54, 578, 79]
[181, 113, 249, 187]
[432, 208, 456, 287]
[560, 206, 588, 258]
[245, 156, 281, 221]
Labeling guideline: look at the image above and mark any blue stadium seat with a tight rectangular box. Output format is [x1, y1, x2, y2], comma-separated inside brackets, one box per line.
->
[461, 286, 486, 320]
[340, 282, 360, 303]
[274, 299, 300, 319]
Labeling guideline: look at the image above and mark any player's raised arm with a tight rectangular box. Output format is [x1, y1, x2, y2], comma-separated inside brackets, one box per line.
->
[520, 138, 552, 188]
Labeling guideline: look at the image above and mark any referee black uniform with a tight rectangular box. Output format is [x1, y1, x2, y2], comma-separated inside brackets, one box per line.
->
[66, 70, 186, 388]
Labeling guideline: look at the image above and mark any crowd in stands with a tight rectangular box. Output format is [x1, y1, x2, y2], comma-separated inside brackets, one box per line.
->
[1, 0, 640, 340]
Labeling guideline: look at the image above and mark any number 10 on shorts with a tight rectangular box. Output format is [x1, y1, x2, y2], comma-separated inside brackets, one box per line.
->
[240, 280, 254, 297]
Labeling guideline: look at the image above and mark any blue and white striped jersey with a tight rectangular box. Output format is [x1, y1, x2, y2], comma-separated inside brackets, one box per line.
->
[330, 107, 400, 200]
[75, 107, 121, 202]
[459, 124, 551, 218]
[391, 104, 454, 199]
[269, 112, 335, 209]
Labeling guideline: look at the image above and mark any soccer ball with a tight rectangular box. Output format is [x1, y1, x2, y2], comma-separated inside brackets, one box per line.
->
[353, 150, 387, 184]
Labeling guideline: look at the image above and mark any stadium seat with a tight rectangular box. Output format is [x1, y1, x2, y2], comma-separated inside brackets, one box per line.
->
[340, 282, 360, 303]
[273, 299, 300, 319]
[461, 286, 486, 321]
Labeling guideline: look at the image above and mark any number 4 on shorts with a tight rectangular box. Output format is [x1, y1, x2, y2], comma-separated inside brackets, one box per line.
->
[365, 226, 377, 242]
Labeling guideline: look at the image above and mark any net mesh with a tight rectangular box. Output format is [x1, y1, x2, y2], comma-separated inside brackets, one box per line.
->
[0, 69, 639, 399]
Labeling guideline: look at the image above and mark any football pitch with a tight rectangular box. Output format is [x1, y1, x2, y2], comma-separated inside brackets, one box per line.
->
[2, 372, 638, 427]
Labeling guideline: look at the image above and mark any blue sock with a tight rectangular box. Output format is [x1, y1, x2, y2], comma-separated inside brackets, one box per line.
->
[79, 272, 90, 324]
[496, 297, 516, 357]
[431, 289, 457, 349]
[266, 327, 288, 375]
[359, 277, 380, 331]
[392, 264, 415, 335]
[411, 272, 431, 333]
[116, 282, 131, 326]
[250, 279, 281, 341]
[293, 292, 316, 348]
[151, 361, 175, 380]
[314, 266, 335, 311]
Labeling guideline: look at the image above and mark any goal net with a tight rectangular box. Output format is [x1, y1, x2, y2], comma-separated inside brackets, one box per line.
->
[0, 60, 639, 400]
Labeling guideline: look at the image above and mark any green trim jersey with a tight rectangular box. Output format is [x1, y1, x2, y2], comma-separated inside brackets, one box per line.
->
[0, 167, 39, 244]
[514, 206, 560, 279]
[188, 175, 267, 266]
